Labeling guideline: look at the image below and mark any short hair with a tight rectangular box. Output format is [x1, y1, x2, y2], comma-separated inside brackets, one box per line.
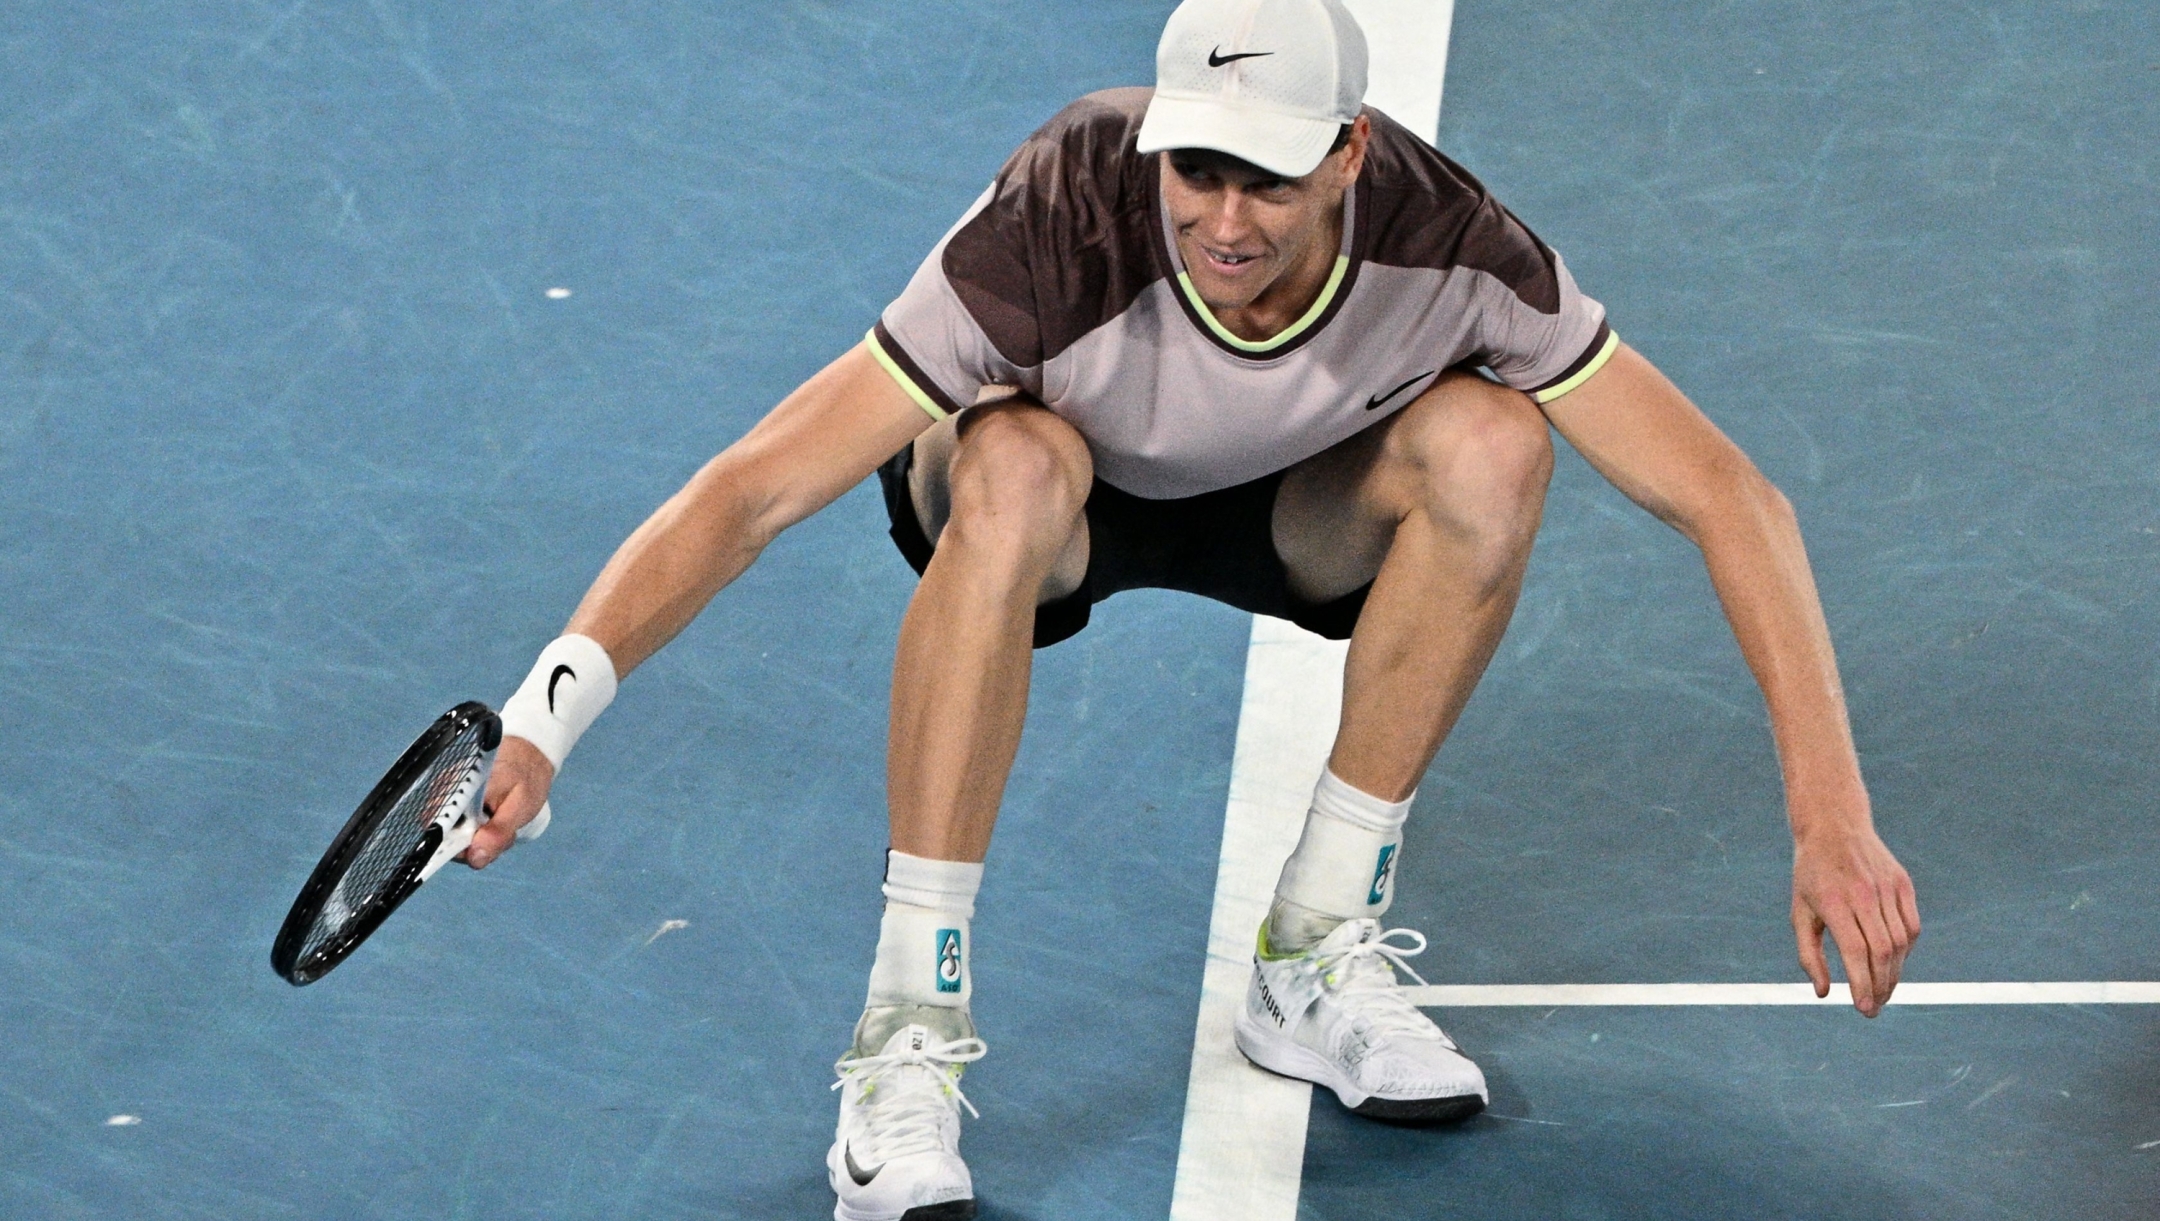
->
[1167, 125, 1358, 184]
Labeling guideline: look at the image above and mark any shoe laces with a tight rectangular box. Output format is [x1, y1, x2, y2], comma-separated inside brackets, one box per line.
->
[1313, 923, 1444, 1043]
[832, 1035, 988, 1163]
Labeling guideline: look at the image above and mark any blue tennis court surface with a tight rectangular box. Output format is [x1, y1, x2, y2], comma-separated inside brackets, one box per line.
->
[4, 1, 2157, 1217]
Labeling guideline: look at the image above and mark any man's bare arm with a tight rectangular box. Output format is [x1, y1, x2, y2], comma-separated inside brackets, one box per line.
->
[1540, 342, 1920, 1016]
[469, 342, 932, 864]
[564, 343, 930, 671]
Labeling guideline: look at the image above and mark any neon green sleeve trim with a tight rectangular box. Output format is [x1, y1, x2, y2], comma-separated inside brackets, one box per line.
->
[1531, 329, 1621, 404]
[864, 328, 948, 422]
[1176, 255, 1350, 353]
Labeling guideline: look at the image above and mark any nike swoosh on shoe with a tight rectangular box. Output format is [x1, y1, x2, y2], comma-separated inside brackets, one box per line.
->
[845, 1145, 881, 1186]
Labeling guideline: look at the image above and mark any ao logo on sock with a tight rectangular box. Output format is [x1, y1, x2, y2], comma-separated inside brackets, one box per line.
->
[935, 929, 962, 993]
[1368, 844, 1397, 907]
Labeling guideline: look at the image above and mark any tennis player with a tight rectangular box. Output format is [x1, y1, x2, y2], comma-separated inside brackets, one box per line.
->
[476, 0, 1921, 1216]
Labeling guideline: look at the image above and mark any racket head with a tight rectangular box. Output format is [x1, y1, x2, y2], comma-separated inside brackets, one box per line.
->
[272, 702, 499, 985]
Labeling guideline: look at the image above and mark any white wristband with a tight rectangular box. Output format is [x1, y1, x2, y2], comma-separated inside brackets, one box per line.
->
[499, 634, 618, 770]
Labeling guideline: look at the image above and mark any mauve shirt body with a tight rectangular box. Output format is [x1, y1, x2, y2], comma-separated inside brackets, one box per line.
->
[871, 87, 1614, 501]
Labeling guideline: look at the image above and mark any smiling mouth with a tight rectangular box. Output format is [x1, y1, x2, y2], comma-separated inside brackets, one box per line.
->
[1198, 244, 1263, 273]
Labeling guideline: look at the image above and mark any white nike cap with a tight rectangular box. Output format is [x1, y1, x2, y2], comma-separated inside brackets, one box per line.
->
[1135, 0, 1369, 180]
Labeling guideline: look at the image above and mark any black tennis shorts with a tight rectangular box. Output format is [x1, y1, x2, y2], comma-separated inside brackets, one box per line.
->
[877, 442, 1373, 648]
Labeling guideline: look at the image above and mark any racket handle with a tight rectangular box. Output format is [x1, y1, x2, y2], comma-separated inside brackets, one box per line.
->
[417, 800, 552, 883]
[421, 817, 479, 883]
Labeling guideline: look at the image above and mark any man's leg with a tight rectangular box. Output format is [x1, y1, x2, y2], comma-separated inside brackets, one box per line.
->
[858, 395, 1089, 1046]
[1232, 372, 1552, 1122]
[1279, 371, 1553, 799]
[888, 397, 1092, 861]
[830, 398, 1090, 1221]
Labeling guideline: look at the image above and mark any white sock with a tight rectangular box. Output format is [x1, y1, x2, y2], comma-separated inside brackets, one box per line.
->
[1268, 769, 1414, 951]
[880, 849, 983, 918]
[864, 851, 982, 1018]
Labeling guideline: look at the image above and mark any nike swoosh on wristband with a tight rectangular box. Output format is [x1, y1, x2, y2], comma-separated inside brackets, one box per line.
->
[1365, 370, 1437, 411]
[845, 1146, 881, 1186]
[547, 664, 575, 714]
[1207, 47, 1272, 66]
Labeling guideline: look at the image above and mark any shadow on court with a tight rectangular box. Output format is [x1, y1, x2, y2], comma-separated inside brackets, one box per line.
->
[1300, 1007, 2160, 1219]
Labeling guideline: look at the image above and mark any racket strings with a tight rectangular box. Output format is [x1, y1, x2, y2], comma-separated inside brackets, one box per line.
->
[295, 723, 487, 963]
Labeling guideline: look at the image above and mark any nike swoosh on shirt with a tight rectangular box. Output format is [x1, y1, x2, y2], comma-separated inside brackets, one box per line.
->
[1365, 370, 1438, 411]
[1207, 47, 1273, 66]
[547, 664, 575, 714]
[845, 1146, 881, 1186]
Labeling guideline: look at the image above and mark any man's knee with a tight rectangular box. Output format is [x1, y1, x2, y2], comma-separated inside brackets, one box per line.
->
[942, 402, 1093, 553]
[1382, 374, 1553, 534]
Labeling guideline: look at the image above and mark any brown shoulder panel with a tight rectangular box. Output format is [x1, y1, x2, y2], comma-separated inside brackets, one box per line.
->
[1356, 108, 1563, 315]
[940, 87, 1169, 367]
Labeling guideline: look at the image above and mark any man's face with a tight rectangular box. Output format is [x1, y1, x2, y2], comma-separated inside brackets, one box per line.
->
[1161, 118, 1368, 313]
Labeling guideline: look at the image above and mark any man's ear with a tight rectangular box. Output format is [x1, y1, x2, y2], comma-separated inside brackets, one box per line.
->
[1337, 114, 1372, 185]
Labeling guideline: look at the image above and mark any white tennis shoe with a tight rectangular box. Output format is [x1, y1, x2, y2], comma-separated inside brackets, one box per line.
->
[828, 1024, 986, 1221]
[1235, 917, 1488, 1123]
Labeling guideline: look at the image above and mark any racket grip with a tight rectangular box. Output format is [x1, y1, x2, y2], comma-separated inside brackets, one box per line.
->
[421, 817, 480, 883]
[516, 802, 551, 842]
[419, 800, 550, 882]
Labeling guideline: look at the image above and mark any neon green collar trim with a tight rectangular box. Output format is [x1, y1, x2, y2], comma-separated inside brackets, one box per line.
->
[1176, 254, 1349, 354]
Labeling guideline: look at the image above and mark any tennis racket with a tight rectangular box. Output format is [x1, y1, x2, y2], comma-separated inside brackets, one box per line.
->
[271, 701, 551, 985]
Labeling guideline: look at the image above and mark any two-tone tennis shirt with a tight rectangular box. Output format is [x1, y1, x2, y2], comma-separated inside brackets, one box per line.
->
[869, 87, 1616, 502]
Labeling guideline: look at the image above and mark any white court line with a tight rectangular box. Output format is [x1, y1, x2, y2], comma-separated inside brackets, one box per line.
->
[1168, 620, 1343, 1221]
[1405, 982, 2160, 1006]
[1168, 4, 1454, 1218]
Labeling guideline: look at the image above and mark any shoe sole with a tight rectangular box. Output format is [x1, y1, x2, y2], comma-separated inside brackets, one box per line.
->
[833, 1200, 974, 1221]
[1345, 1093, 1488, 1125]
[1233, 1013, 1487, 1126]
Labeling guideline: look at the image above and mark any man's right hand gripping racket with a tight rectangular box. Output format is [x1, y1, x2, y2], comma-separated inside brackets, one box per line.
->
[271, 701, 549, 985]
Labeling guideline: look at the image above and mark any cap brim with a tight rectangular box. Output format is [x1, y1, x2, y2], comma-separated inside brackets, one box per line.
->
[1135, 93, 1340, 179]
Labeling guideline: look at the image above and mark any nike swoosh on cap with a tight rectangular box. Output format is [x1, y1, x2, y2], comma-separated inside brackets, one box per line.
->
[1365, 370, 1438, 411]
[1207, 47, 1272, 66]
[547, 664, 575, 714]
[844, 1145, 881, 1186]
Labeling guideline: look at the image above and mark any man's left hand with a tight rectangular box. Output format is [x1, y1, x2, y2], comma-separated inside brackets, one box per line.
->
[1791, 828, 1921, 1017]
